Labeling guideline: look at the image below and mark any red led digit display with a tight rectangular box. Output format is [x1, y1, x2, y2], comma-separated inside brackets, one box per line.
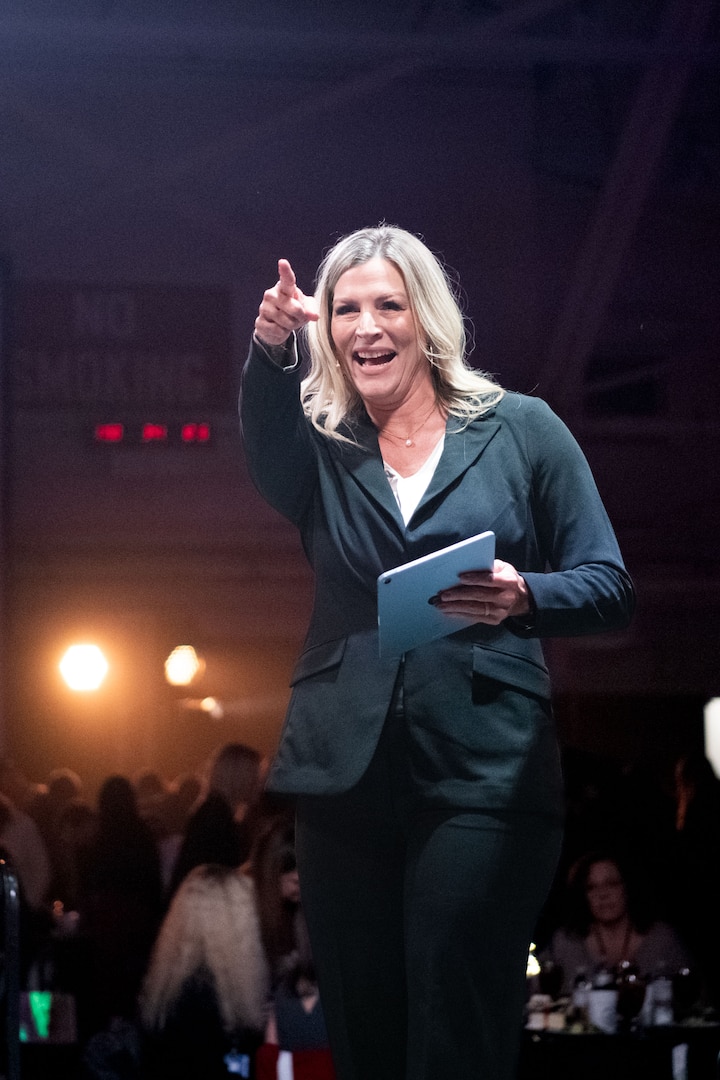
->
[181, 423, 211, 443]
[93, 422, 211, 445]
[95, 423, 125, 442]
[142, 423, 168, 442]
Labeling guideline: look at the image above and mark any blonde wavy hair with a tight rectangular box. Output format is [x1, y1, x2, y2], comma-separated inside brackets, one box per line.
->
[140, 864, 269, 1034]
[302, 225, 505, 440]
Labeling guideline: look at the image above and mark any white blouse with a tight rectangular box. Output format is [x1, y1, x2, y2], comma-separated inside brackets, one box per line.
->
[383, 436, 445, 525]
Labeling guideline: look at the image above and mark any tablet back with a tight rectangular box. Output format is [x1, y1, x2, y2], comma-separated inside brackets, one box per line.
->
[377, 530, 495, 658]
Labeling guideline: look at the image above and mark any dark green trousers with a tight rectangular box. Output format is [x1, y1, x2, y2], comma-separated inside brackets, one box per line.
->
[295, 673, 562, 1080]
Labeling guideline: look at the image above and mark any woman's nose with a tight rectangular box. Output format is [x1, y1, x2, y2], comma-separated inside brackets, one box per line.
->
[356, 309, 379, 335]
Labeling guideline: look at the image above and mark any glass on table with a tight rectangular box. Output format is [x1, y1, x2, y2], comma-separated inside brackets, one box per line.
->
[672, 966, 702, 1021]
[616, 962, 646, 1033]
[538, 960, 564, 1001]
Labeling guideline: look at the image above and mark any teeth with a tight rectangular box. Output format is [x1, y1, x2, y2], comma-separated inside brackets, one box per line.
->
[355, 351, 395, 364]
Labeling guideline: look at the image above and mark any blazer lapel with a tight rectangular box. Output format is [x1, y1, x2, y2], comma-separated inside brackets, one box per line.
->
[332, 413, 502, 531]
[331, 417, 406, 529]
[413, 417, 501, 519]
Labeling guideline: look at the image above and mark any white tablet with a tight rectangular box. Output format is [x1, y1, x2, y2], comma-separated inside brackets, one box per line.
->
[377, 531, 496, 658]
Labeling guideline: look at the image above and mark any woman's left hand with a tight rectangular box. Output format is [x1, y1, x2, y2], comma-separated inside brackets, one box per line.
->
[429, 560, 532, 625]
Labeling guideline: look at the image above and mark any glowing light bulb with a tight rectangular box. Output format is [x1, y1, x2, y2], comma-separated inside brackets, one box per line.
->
[164, 645, 204, 686]
[59, 644, 109, 691]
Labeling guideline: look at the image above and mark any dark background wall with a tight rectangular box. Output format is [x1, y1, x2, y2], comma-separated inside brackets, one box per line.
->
[1, 0, 718, 794]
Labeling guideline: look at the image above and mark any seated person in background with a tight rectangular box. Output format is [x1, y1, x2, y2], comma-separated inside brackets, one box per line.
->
[265, 911, 330, 1053]
[259, 911, 335, 1080]
[541, 850, 692, 996]
[248, 812, 303, 987]
[139, 863, 269, 1080]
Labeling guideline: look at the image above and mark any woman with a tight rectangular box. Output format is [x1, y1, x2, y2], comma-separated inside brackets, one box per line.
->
[542, 851, 692, 995]
[79, 775, 163, 1032]
[257, 909, 336, 1080]
[248, 812, 303, 986]
[168, 741, 262, 899]
[139, 863, 269, 1080]
[240, 225, 635, 1080]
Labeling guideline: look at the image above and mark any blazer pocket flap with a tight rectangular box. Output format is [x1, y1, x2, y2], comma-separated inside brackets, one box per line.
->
[290, 638, 347, 685]
[472, 642, 551, 699]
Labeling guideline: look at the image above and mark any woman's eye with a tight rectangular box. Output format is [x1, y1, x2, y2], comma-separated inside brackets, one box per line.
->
[382, 301, 402, 311]
[333, 304, 357, 317]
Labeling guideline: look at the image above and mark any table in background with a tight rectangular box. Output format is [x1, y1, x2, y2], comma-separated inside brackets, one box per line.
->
[519, 1024, 720, 1080]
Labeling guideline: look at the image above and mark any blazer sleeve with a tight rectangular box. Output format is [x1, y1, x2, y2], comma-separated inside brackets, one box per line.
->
[239, 336, 318, 525]
[510, 396, 635, 638]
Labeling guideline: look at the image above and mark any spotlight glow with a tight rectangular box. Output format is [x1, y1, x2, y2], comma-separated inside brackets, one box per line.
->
[164, 645, 204, 686]
[59, 644, 109, 692]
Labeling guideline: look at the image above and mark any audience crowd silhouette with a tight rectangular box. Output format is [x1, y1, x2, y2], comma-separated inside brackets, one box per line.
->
[1, 738, 719, 1079]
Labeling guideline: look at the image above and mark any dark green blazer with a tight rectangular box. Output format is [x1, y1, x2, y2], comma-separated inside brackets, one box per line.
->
[240, 340, 635, 817]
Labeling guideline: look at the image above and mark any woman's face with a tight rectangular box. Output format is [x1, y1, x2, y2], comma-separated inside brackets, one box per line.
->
[330, 257, 431, 410]
[585, 860, 628, 924]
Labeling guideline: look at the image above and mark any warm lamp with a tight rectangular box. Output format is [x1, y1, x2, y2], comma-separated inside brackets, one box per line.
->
[164, 645, 204, 686]
[59, 644, 109, 692]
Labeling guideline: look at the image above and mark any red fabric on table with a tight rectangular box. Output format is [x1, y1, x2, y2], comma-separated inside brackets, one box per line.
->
[254, 1043, 336, 1080]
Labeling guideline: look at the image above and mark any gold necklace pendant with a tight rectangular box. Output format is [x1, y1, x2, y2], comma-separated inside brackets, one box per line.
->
[380, 401, 438, 448]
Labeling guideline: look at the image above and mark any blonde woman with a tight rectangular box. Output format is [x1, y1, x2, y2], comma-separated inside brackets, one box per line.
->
[241, 224, 635, 1080]
[140, 863, 269, 1079]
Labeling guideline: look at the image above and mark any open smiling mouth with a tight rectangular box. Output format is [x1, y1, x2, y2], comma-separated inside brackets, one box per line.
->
[354, 351, 396, 367]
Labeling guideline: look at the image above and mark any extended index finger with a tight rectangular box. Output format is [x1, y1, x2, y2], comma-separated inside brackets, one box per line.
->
[277, 259, 297, 296]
